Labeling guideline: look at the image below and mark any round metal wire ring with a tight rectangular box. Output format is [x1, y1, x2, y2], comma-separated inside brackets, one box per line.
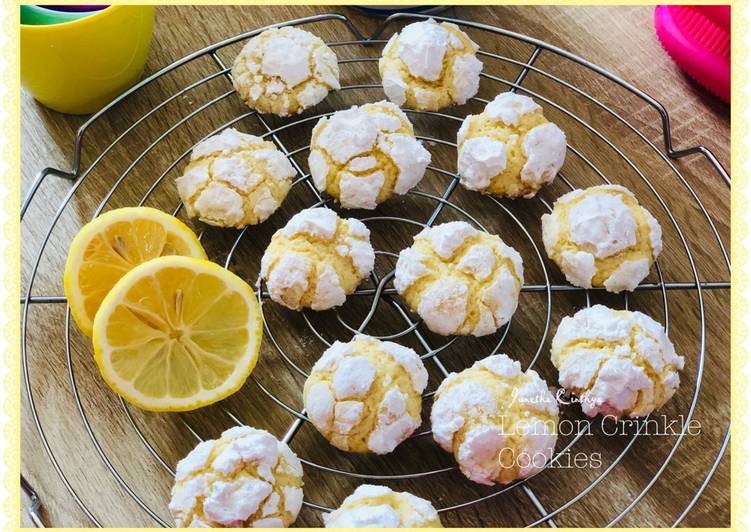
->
[77, 99, 712, 520]
[19, 12, 730, 527]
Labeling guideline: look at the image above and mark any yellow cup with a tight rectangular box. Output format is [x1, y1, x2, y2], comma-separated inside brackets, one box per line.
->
[21, 6, 155, 114]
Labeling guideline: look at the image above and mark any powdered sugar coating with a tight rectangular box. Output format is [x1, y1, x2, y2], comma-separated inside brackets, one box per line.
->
[485, 92, 541, 126]
[569, 193, 637, 258]
[477, 349, 523, 378]
[368, 387, 414, 454]
[324, 485, 441, 528]
[169, 426, 303, 528]
[261, 207, 375, 310]
[339, 171, 385, 210]
[312, 265, 348, 310]
[395, 221, 523, 336]
[457, 243, 497, 281]
[176, 128, 295, 228]
[602, 258, 651, 293]
[417, 278, 469, 336]
[308, 102, 431, 209]
[283, 207, 339, 239]
[383, 133, 431, 195]
[541, 185, 662, 293]
[332, 356, 377, 399]
[521, 123, 567, 187]
[191, 128, 264, 159]
[457, 137, 508, 191]
[316, 107, 380, 164]
[232, 27, 339, 117]
[645, 209, 663, 257]
[457, 92, 566, 198]
[451, 53, 485, 106]
[379, 339, 429, 391]
[378, 19, 483, 111]
[422, 220, 477, 259]
[397, 20, 449, 81]
[303, 335, 428, 454]
[431, 354, 558, 485]
[551, 305, 684, 418]
[393, 247, 430, 294]
[559, 251, 597, 289]
[431, 378, 498, 451]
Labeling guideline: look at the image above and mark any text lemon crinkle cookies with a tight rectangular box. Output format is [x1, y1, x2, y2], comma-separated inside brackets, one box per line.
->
[457, 92, 567, 198]
[260, 207, 375, 311]
[542, 184, 663, 292]
[232, 26, 340, 117]
[394, 221, 523, 336]
[176, 128, 296, 228]
[431, 354, 559, 485]
[303, 335, 428, 454]
[378, 19, 483, 111]
[551, 305, 684, 419]
[169, 426, 304, 528]
[324, 485, 441, 528]
[308, 101, 431, 209]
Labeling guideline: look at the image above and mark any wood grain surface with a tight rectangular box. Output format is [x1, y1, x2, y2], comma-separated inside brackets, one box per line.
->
[20, 5, 730, 528]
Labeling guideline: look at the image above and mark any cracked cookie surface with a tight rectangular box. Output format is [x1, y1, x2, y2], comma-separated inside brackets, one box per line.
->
[394, 221, 523, 336]
[551, 305, 684, 418]
[308, 101, 431, 210]
[232, 26, 340, 117]
[260, 207, 375, 311]
[378, 19, 483, 111]
[176, 128, 295, 228]
[431, 354, 559, 485]
[324, 484, 441, 528]
[169, 426, 303, 528]
[303, 335, 428, 454]
[457, 92, 566, 198]
[542, 184, 662, 292]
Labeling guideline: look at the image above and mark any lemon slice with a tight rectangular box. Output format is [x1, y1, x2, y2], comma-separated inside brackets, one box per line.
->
[64, 207, 207, 337]
[92, 256, 262, 411]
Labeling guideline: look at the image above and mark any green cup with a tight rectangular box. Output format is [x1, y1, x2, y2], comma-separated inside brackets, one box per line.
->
[20, 5, 95, 25]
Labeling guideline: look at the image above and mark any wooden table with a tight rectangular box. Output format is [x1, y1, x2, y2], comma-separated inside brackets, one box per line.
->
[21, 5, 730, 528]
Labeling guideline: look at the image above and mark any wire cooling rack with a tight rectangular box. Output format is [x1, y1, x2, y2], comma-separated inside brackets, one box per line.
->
[20, 12, 731, 528]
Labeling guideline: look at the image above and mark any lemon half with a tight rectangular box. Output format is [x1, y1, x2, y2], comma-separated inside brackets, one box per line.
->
[92, 256, 262, 412]
[64, 207, 207, 337]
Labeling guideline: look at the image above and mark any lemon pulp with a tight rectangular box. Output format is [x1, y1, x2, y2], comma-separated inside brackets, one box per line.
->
[92, 256, 262, 411]
[64, 207, 206, 337]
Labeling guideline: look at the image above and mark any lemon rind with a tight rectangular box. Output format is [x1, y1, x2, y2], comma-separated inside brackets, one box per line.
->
[63, 207, 206, 337]
[92, 255, 261, 412]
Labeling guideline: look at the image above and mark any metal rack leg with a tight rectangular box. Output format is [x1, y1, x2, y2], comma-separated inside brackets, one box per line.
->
[21, 475, 45, 528]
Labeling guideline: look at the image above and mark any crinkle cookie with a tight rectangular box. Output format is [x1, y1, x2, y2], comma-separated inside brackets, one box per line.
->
[551, 305, 684, 418]
[457, 92, 566, 198]
[324, 485, 442, 528]
[431, 354, 559, 485]
[169, 426, 303, 528]
[232, 27, 340, 117]
[394, 221, 523, 336]
[378, 19, 483, 111]
[303, 335, 428, 454]
[308, 101, 431, 210]
[176, 128, 296, 228]
[260, 207, 375, 311]
[542, 184, 662, 292]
